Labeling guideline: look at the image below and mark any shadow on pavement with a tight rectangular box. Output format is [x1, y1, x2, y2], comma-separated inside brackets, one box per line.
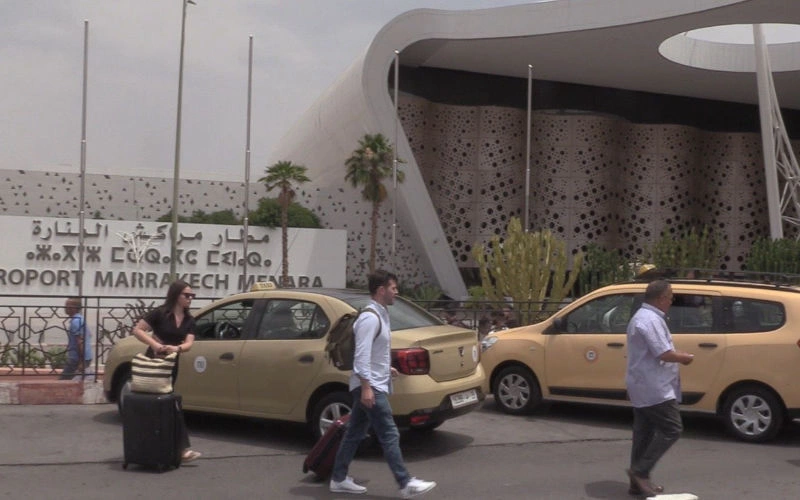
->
[585, 479, 633, 499]
[96, 406, 474, 460]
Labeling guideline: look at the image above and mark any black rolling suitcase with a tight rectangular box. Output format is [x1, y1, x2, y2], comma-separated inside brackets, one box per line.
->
[302, 414, 350, 479]
[122, 392, 183, 472]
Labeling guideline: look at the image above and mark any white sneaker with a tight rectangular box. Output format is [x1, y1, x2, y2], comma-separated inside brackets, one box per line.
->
[399, 477, 437, 498]
[330, 476, 367, 495]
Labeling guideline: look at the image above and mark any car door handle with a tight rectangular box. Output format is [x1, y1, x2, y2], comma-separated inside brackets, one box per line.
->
[219, 352, 235, 360]
[607, 342, 625, 348]
[298, 354, 314, 364]
[698, 343, 718, 348]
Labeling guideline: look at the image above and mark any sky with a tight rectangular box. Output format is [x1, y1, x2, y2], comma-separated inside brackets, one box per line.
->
[0, 0, 526, 182]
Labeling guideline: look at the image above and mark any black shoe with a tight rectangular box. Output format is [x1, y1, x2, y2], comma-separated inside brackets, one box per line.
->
[628, 481, 664, 496]
[625, 469, 660, 497]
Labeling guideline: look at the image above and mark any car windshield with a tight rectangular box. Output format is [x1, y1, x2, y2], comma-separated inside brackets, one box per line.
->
[342, 296, 443, 331]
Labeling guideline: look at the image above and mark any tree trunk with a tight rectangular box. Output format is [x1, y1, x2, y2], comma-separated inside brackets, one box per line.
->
[370, 200, 380, 273]
[281, 189, 290, 287]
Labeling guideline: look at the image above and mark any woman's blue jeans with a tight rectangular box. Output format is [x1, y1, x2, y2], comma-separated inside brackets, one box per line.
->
[331, 387, 410, 488]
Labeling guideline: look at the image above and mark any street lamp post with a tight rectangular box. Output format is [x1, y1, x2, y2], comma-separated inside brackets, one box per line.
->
[170, 0, 195, 280]
[78, 20, 89, 297]
[525, 64, 532, 232]
[243, 35, 253, 290]
[392, 50, 399, 268]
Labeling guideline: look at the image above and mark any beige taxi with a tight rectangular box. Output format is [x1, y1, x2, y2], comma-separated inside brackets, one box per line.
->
[480, 277, 800, 442]
[104, 284, 484, 439]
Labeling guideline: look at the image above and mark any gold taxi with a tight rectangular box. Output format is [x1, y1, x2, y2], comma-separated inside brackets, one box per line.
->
[104, 285, 485, 439]
[480, 277, 800, 442]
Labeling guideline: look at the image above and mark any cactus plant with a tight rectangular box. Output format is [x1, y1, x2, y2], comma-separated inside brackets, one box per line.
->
[472, 217, 583, 325]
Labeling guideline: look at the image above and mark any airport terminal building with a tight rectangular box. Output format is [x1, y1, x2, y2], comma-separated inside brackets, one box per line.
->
[268, 0, 800, 298]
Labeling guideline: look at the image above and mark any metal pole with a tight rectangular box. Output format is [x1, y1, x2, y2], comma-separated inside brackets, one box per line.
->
[525, 64, 532, 232]
[392, 50, 399, 267]
[170, 0, 193, 280]
[243, 35, 253, 290]
[753, 24, 783, 239]
[78, 20, 89, 297]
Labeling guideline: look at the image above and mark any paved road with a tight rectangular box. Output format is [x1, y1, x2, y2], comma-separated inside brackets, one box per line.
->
[2, 399, 799, 499]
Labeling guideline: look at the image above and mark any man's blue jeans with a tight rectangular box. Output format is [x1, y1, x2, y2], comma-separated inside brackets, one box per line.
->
[331, 387, 410, 488]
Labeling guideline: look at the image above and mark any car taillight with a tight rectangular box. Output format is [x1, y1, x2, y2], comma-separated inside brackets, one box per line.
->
[392, 348, 430, 375]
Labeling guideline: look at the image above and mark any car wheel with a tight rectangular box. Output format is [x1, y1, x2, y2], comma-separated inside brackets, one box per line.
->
[311, 391, 352, 440]
[493, 365, 541, 415]
[722, 386, 784, 443]
[115, 367, 132, 413]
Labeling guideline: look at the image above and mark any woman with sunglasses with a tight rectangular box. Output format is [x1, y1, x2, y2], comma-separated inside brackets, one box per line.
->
[132, 279, 201, 463]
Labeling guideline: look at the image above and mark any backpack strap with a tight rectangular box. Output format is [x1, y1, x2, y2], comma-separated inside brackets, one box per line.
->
[360, 308, 381, 342]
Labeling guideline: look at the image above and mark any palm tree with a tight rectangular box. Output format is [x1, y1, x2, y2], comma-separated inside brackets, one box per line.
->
[344, 133, 405, 273]
[259, 160, 311, 287]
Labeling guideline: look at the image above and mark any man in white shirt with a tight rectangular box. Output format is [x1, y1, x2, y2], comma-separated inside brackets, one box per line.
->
[625, 280, 694, 497]
[330, 270, 437, 498]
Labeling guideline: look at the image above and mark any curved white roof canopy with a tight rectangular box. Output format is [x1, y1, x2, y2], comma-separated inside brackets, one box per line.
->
[271, 0, 800, 298]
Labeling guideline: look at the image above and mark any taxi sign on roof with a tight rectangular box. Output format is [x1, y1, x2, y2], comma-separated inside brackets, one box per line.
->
[250, 282, 277, 292]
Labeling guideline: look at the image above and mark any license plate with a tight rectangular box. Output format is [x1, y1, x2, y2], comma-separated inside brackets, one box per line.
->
[450, 389, 478, 409]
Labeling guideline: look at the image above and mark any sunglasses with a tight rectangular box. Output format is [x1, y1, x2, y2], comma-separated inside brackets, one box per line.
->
[182, 293, 196, 299]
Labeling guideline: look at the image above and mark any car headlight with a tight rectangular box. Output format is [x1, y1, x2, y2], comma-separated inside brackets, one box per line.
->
[481, 335, 499, 352]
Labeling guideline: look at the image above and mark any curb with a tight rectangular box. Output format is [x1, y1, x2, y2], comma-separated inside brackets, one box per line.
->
[0, 379, 107, 405]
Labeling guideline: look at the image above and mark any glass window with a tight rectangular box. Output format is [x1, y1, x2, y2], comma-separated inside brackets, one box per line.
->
[563, 294, 638, 333]
[193, 300, 253, 340]
[722, 298, 785, 333]
[256, 300, 330, 339]
[668, 294, 713, 333]
[343, 296, 441, 331]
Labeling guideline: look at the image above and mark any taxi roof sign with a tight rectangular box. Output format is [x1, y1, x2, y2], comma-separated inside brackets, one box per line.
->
[250, 282, 277, 292]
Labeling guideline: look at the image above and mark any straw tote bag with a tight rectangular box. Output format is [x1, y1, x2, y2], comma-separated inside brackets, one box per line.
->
[130, 352, 177, 394]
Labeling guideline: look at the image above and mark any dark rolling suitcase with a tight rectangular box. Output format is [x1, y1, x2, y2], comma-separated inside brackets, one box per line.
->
[303, 414, 350, 479]
[122, 392, 183, 472]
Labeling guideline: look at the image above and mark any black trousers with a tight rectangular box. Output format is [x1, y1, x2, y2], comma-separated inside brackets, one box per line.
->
[630, 398, 683, 477]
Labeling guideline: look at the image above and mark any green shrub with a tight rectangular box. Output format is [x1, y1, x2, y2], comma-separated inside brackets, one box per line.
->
[648, 225, 726, 271]
[0, 346, 15, 366]
[47, 346, 68, 369]
[10, 348, 46, 368]
[744, 238, 800, 276]
[248, 198, 321, 228]
[578, 244, 632, 295]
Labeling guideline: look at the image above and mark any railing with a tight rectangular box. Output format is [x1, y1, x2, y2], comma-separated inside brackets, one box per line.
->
[0, 294, 567, 379]
[414, 299, 568, 337]
[0, 294, 218, 380]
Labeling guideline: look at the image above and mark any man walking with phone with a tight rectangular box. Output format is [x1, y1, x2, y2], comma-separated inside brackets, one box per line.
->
[625, 280, 695, 497]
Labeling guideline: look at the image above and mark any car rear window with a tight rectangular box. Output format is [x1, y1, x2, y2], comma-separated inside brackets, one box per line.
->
[721, 297, 785, 333]
[342, 296, 443, 331]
